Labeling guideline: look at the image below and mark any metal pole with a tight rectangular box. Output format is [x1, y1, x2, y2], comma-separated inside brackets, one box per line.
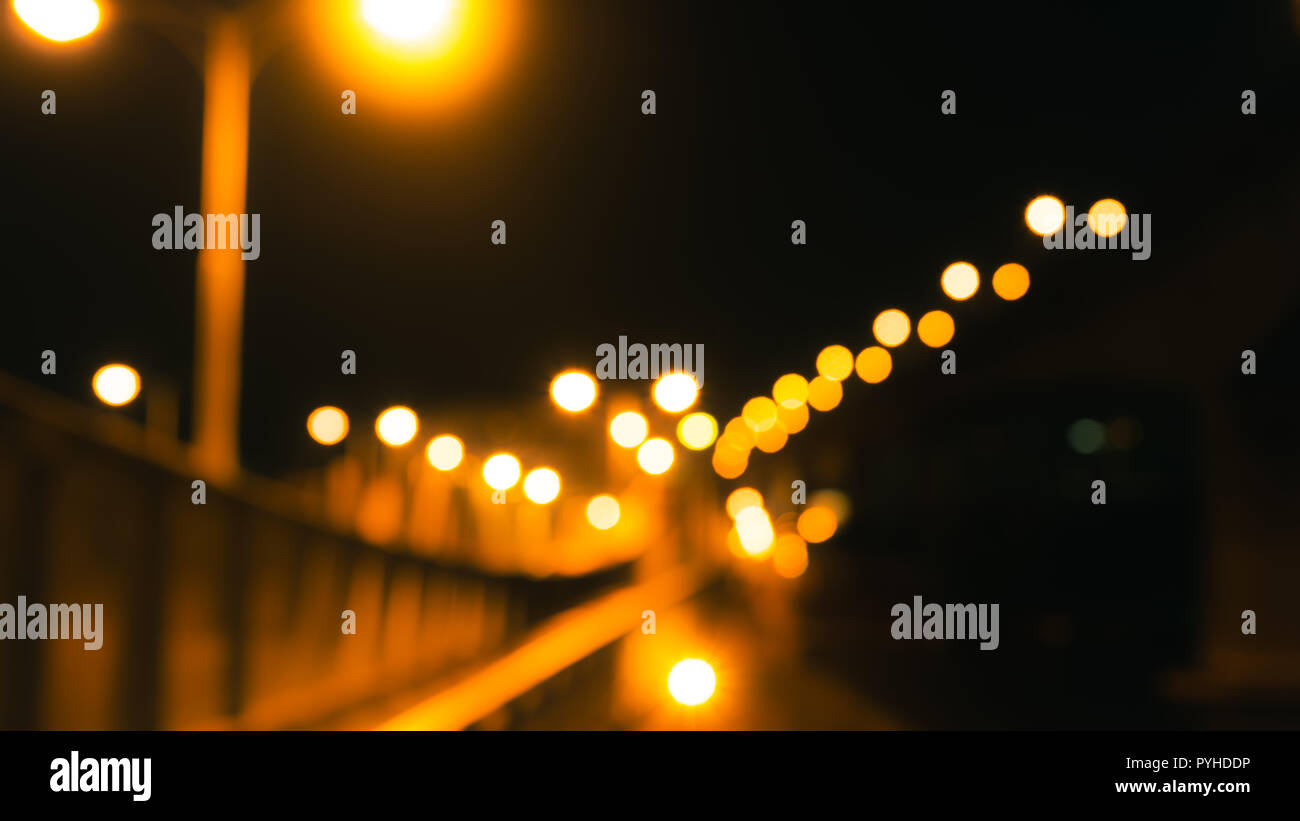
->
[191, 13, 252, 483]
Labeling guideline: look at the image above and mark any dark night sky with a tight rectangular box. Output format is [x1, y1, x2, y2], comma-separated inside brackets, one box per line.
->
[3, 0, 1299, 476]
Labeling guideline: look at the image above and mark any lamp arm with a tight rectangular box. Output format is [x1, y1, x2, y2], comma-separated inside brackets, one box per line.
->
[116, 0, 298, 79]
[115, 0, 206, 72]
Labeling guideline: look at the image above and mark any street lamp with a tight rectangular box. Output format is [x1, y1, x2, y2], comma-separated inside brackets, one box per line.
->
[361, 0, 455, 42]
[425, 434, 464, 470]
[482, 453, 521, 491]
[550, 370, 598, 412]
[13, 0, 100, 41]
[11, 0, 269, 481]
[11, 0, 513, 483]
[92, 363, 141, 406]
[376, 406, 419, 446]
[667, 659, 716, 707]
[307, 405, 349, 445]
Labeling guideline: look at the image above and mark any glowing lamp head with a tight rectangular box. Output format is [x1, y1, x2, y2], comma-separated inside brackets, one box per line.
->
[676, 412, 717, 450]
[725, 487, 763, 519]
[1025, 195, 1066, 236]
[550, 370, 597, 412]
[992, 263, 1031, 301]
[482, 453, 521, 490]
[92, 364, 139, 406]
[855, 346, 892, 384]
[1088, 198, 1127, 238]
[361, 0, 456, 43]
[797, 505, 838, 543]
[772, 533, 809, 579]
[917, 310, 955, 348]
[14, 0, 100, 42]
[742, 396, 778, 432]
[940, 262, 979, 301]
[307, 406, 349, 445]
[375, 406, 418, 446]
[668, 658, 716, 706]
[816, 345, 854, 382]
[522, 467, 560, 504]
[425, 434, 464, 470]
[636, 437, 674, 475]
[652, 372, 699, 413]
[872, 309, 911, 347]
[609, 411, 648, 448]
[772, 373, 809, 408]
[735, 505, 775, 556]
[806, 375, 843, 411]
[586, 494, 620, 530]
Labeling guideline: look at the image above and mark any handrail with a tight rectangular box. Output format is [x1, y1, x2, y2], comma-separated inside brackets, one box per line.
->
[377, 564, 712, 730]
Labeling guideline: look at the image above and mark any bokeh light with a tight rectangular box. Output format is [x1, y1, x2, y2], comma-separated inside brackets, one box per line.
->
[361, 0, 455, 43]
[725, 487, 763, 519]
[722, 417, 756, 449]
[808, 489, 852, 527]
[1067, 419, 1106, 454]
[742, 396, 779, 432]
[735, 506, 775, 555]
[726, 526, 747, 558]
[522, 467, 560, 504]
[636, 437, 674, 474]
[652, 372, 699, 413]
[776, 401, 809, 434]
[754, 423, 788, 453]
[1088, 198, 1127, 238]
[482, 452, 522, 490]
[711, 444, 749, 479]
[807, 376, 843, 411]
[375, 406, 418, 446]
[586, 494, 620, 529]
[1108, 417, 1142, 451]
[550, 370, 597, 412]
[426, 434, 464, 470]
[816, 345, 854, 382]
[873, 309, 911, 347]
[1025, 194, 1066, 236]
[677, 412, 718, 450]
[14, 0, 100, 42]
[797, 505, 838, 543]
[307, 406, 349, 445]
[992, 263, 1030, 301]
[916, 310, 955, 348]
[667, 658, 716, 706]
[941, 262, 979, 301]
[854, 346, 892, 384]
[307, 0, 525, 119]
[772, 373, 809, 408]
[772, 533, 809, 579]
[609, 411, 648, 448]
[92, 364, 140, 407]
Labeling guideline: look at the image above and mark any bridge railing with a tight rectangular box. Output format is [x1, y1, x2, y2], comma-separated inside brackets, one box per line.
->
[0, 373, 722, 729]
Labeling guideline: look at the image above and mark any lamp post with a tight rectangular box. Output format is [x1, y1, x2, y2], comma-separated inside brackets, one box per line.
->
[13, 0, 465, 483]
[13, 0, 265, 482]
[193, 9, 252, 482]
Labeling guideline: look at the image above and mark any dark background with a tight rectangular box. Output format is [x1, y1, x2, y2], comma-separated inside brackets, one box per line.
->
[3, 0, 1299, 729]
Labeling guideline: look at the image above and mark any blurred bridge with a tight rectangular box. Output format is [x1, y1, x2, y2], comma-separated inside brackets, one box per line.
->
[3, 366, 879, 730]
[6, 185, 1300, 731]
[0, 368, 730, 729]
